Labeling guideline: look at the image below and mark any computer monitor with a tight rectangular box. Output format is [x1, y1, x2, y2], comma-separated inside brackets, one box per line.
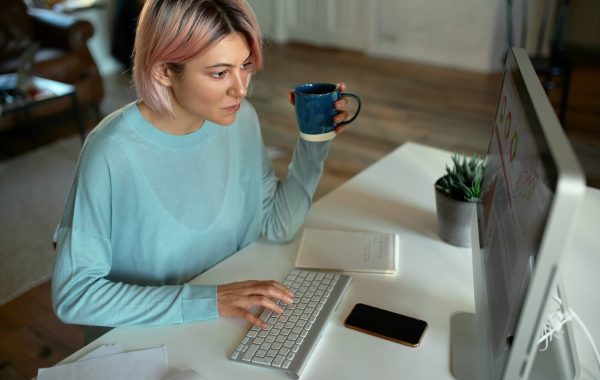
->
[450, 47, 586, 380]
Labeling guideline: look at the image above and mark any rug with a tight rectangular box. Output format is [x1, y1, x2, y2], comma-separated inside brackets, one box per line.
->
[0, 136, 81, 305]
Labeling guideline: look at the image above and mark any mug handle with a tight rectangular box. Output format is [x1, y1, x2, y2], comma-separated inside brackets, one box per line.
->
[336, 93, 362, 127]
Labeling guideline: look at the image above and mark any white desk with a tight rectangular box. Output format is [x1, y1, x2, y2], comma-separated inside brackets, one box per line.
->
[60, 142, 600, 379]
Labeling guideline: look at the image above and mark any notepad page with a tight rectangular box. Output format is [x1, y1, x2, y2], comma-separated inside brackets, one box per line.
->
[295, 229, 399, 274]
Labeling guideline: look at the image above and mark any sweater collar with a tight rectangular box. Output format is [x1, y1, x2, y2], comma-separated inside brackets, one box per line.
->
[123, 102, 218, 149]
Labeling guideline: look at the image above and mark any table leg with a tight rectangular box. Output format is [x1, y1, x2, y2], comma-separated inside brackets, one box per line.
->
[24, 104, 39, 146]
[70, 92, 86, 142]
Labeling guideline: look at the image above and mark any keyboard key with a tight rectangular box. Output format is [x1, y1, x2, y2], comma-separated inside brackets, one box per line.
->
[242, 344, 259, 362]
[260, 343, 270, 351]
[260, 308, 272, 321]
[255, 349, 267, 358]
[273, 355, 285, 367]
[252, 356, 273, 365]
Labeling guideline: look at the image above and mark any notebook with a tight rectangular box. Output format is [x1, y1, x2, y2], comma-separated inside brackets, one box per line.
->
[295, 228, 399, 274]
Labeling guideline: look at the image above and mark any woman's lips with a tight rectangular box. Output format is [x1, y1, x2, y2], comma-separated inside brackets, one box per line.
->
[223, 103, 241, 112]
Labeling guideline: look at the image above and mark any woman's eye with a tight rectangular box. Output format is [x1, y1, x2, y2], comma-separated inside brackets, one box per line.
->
[211, 71, 227, 79]
[242, 61, 253, 70]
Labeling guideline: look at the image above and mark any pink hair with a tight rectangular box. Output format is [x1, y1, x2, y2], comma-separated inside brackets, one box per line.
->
[133, 0, 263, 118]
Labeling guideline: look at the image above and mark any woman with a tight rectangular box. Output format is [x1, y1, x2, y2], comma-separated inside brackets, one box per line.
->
[52, 0, 351, 343]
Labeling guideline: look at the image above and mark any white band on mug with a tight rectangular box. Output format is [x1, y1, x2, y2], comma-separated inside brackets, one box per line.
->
[299, 130, 337, 142]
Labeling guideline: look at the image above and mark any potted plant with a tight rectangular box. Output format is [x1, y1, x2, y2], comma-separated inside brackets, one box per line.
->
[434, 153, 485, 247]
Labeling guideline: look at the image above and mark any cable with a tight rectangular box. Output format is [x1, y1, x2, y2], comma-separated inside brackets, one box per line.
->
[537, 309, 572, 351]
[538, 296, 600, 376]
[570, 308, 600, 376]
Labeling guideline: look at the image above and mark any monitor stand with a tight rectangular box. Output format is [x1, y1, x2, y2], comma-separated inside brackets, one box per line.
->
[450, 312, 478, 380]
[450, 308, 579, 380]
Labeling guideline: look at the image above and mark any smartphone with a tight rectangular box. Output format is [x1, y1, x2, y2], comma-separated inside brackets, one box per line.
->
[344, 303, 428, 347]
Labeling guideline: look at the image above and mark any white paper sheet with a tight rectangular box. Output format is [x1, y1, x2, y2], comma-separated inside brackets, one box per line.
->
[37, 345, 168, 380]
[78, 344, 124, 361]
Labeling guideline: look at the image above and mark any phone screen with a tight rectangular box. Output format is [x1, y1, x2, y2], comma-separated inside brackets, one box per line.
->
[344, 303, 428, 347]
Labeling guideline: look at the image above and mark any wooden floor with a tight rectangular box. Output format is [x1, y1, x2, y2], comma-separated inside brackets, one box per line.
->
[254, 43, 600, 196]
[1, 42, 599, 379]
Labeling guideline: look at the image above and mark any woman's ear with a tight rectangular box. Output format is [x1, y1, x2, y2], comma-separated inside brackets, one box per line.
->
[152, 62, 173, 87]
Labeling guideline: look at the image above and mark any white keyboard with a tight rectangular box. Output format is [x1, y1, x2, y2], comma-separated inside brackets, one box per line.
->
[229, 269, 351, 379]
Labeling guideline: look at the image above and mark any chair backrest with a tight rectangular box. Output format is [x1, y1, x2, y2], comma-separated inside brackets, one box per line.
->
[506, 0, 570, 58]
[541, 0, 570, 59]
[0, 0, 34, 62]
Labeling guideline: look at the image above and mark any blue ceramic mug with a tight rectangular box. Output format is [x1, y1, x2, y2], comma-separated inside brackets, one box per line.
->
[294, 83, 362, 141]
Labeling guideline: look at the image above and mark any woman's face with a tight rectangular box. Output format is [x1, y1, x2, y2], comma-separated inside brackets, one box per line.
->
[168, 32, 253, 127]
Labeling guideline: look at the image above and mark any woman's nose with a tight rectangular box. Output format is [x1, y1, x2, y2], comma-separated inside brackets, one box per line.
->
[228, 73, 248, 98]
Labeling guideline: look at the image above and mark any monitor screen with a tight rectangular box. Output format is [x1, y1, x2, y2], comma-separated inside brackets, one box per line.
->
[480, 52, 557, 377]
[451, 47, 586, 380]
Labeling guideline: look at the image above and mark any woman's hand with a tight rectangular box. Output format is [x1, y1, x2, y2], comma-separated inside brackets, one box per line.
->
[332, 82, 350, 135]
[217, 280, 294, 328]
[287, 81, 351, 135]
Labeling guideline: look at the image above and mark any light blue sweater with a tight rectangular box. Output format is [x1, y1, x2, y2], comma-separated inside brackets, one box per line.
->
[52, 101, 330, 327]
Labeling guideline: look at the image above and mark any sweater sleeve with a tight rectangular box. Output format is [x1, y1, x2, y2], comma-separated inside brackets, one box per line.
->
[51, 139, 218, 327]
[260, 138, 331, 243]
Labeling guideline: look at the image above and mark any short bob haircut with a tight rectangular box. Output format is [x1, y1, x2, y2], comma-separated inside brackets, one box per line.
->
[133, 0, 263, 118]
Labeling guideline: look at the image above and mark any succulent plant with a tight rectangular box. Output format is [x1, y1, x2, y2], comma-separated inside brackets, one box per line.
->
[435, 153, 485, 202]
